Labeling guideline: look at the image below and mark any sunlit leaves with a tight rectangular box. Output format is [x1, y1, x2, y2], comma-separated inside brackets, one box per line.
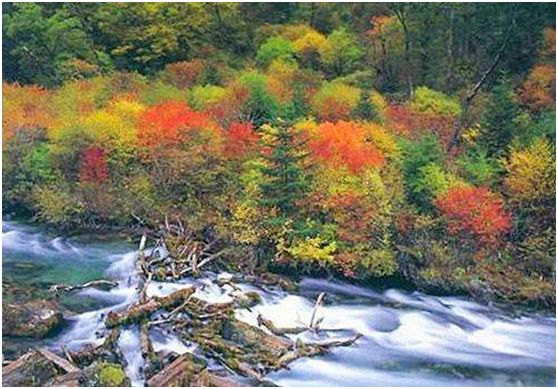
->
[503, 138, 555, 206]
[410, 87, 461, 117]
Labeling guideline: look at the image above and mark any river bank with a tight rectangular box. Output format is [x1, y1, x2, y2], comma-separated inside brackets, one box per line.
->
[2, 221, 556, 386]
[5, 213, 555, 314]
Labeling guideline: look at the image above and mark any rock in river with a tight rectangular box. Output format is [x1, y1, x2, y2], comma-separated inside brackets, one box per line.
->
[3, 299, 64, 338]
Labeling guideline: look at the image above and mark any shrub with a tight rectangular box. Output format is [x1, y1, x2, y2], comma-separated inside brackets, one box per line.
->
[519, 64, 556, 113]
[284, 236, 337, 264]
[455, 150, 500, 187]
[140, 81, 188, 105]
[34, 185, 85, 229]
[256, 36, 295, 68]
[293, 30, 326, 67]
[362, 123, 400, 159]
[163, 59, 205, 88]
[224, 122, 259, 158]
[410, 86, 461, 117]
[400, 135, 444, 207]
[310, 82, 361, 121]
[189, 85, 227, 111]
[235, 71, 279, 127]
[359, 247, 397, 277]
[58, 58, 101, 82]
[387, 104, 455, 145]
[435, 186, 511, 249]
[137, 101, 220, 151]
[413, 163, 450, 203]
[503, 138, 555, 206]
[79, 147, 110, 184]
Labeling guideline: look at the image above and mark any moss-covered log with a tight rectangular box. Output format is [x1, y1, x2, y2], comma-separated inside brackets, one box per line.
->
[105, 286, 195, 328]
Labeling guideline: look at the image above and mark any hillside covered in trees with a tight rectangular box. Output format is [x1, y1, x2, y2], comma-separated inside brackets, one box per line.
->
[3, 2, 556, 307]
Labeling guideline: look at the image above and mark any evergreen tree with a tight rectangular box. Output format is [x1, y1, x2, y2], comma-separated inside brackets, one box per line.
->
[478, 78, 522, 156]
[259, 122, 310, 227]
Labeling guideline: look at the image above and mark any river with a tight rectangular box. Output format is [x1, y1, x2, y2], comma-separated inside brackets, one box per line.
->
[2, 221, 556, 386]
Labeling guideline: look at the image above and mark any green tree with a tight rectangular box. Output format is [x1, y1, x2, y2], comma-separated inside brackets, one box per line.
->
[259, 123, 309, 226]
[400, 135, 445, 209]
[319, 28, 363, 77]
[3, 3, 96, 85]
[477, 78, 522, 156]
[256, 36, 295, 67]
[237, 72, 279, 127]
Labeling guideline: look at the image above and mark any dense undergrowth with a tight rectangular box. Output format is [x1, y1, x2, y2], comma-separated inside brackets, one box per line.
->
[2, 3, 556, 308]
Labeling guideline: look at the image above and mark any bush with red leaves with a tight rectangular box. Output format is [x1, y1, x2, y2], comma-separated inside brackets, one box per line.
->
[435, 186, 511, 248]
[79, 147, 109, 184]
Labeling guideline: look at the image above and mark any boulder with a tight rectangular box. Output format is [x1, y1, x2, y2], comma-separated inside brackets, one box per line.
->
[3, 299, 64, 338]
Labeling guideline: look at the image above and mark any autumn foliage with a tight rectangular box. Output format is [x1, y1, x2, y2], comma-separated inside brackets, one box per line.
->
[518, 64, 556, 112]
[435, 186, 511, 248]
[79, 147, 109, 184]
[137, 101, 219, 150]
[224, 122, 259, 157]
[387, 105, 455, 146]
[309, 121, 385, 173]
[2, 82, 53, 140]
[164, 60, 206, 88]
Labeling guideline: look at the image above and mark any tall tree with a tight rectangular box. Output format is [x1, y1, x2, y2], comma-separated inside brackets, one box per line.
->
[259, 122, 310, 226]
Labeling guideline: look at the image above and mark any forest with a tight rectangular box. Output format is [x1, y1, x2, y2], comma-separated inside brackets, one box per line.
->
[2, 2, 557, 387]
[3, 2, 556, 306]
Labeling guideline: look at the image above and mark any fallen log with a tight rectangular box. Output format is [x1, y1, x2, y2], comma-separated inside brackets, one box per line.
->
[146, 353, 207, 387]
[2, 350, 75, 387]
[277, 334, 362, 367]
[105, 285, 195, 328]
[36, 348, 79, 373]
[140, 321, 161, 379]
[49, 280, 118, 295]
[257, 314, 307, 336]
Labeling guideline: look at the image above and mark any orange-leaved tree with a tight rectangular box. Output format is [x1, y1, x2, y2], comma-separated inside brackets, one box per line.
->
[309, 121, 385, 173]
[137, 101, 222, 153]
[3, 82, 53, 141]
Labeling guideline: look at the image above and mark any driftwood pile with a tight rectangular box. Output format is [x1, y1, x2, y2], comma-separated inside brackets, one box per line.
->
[3, 220, 362, 386]
[138, 216, 230, 284]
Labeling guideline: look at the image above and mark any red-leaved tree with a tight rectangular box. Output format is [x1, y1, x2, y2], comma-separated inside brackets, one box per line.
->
[79, 146, 109, 184]
[435, 186, 511, 249]
[224, 121, 259, 158]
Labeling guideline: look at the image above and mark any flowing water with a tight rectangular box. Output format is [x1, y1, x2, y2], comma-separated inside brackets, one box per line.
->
[2, 221, 556, 386]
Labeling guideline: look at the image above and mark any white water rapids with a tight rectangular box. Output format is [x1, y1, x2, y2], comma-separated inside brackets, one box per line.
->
[2, 221, 556, 386]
